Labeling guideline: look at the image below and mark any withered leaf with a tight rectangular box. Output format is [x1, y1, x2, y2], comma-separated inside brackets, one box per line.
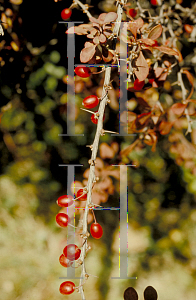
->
[159, 120, 174, 135]
[100, 143, 115, 159]
[139, 38, 156, 46]
[80, 45, 96, 63]
[170, 103, 187, 116]
[182, 70, 194, 100]
[128, 18, 144, 39]
[103, 12, 118, 24]
[154, 67, 165, 78]
[120, 139, 140, 156]
[135, 51, 149, 81]
[148, 24, 162, 40]
[154, 46, 179, 56]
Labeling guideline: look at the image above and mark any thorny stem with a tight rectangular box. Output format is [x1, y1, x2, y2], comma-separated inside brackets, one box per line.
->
[76, 1, 126, 299]
[178, 71, 193, 135]
[73, 0, 93, 19]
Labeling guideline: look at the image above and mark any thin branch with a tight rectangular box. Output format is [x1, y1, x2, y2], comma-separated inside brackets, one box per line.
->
[76, 1, 126, 299]
[73, 0, 93, 19]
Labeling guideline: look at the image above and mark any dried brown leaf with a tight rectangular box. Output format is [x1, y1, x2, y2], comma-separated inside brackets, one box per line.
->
[148, 24, 162, 40]
[80, 45, 96, 63]
[170, 103, 187, 116]
[154, 46, 179, 56]
[135, 51, 149, 81]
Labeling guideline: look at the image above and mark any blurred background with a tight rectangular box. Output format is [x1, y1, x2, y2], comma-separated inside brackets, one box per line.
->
[0, 0, 196, 299]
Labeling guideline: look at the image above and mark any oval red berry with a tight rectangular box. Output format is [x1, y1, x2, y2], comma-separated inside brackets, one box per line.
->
[133, 79, 145, 91]
[91, 111, 105, 124]
[83, 95, 99, 109]
[90, 223, 103, 239]
[63, 244, 81, 261]
[56, 213, 70, 227]
[75, 66, 91, 78]
[184, 24, 193, 34]
[76, 189, 87, 201]
[129, 9, 137, 18]
[57, 195, 73, 207]
[59, 281, 75, 295]
[61, 8, 72, 20]
[59, 254, 73, 267]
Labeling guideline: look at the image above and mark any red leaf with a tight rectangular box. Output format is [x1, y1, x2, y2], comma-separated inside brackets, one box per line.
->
[159, 121, 174, 135]
[154, 67, 165, 78]
[144, 131, 157, 152]
[135, 18, 144, 29]
[128, 18, 144, 39]
[66, 24, 94, 35]
[139, 38, 157, 46]
[154, 46, 179, 56]
[93, 36, 100, 44]
[98, 13, 107, 24]
[100, 143, 115, 159]
[182, 70, 194, 100]
[89, 16, 100, 24]
[102, 49, 114, 62]
[120, 139, 140, 156]
[99, 34, 107, 43]
[66, 26, 75, 34]
[158, 71, 168, 81]
[80, 45, 96, 63]
[136, 112, 152, 125]
[120, 111, 137, 123]
[135, 51, 149, 81]
[182, 70, 194, 86]
[170, 103, 187, 116]
[103, 12, 118, 24]
[148, 24, 162, 40]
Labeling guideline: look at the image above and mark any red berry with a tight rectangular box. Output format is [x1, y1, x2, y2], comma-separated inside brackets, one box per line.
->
[63, 244, 81, 261]
[56, 213, 70, 227]
[83, 95, 99, 109]
[76, 189, 87, 201]
[59, 254, 73, 267]
[150, 0, 158, 5]
[129, 9, 137, 18]
[61, 8, 72, 20]
[149, 79, 155, 84]
[59, 281, 75, 295]
[91, 111, 105, 124]
[75, 66, 91, 78]
[90, 222, 103, 239]
[57, 195, 73, 207]
[152, 40, 159, 46]
[133, 79, 145, 91]
[184, 24, 193, 34]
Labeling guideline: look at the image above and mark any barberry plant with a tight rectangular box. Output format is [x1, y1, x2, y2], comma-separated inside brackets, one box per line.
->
[55, 0, 196, 299]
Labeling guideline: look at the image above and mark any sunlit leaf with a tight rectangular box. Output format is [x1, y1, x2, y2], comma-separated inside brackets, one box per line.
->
[135, 51, 149, 81]
[148, 24, 162, 40]
[80, 45, 96, 63]
[159, 120, 174, 135]
[154, 46, 179, 56]
[170, 103, 187, 116]
[120, 139, 140, 156]
[182, 70, 194, 100]
[103, 12, 118, 24]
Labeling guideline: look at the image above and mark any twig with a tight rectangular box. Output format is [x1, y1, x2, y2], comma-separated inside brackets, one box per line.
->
[73, 0, 93, 19]
[77, 1, 126, 299]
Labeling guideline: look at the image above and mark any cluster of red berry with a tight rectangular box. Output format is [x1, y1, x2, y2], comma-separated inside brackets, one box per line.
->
[56, 191, 103, 294]
[75, 66, 106, 124]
